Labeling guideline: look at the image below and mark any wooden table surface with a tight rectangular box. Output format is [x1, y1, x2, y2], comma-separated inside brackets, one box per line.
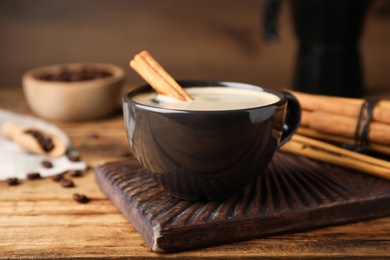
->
[1, 87, 389, 259]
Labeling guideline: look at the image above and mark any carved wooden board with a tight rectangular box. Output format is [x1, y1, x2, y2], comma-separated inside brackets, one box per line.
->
[94, 152, 390, 253]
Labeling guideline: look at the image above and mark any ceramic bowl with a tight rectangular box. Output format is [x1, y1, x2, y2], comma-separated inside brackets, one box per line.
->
[23, 62, 125, 121]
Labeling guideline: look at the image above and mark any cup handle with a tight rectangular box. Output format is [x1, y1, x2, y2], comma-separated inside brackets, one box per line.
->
[278, 91, 301, 147]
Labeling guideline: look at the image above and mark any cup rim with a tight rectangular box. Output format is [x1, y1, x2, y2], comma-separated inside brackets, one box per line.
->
[123, 80, 287, 113]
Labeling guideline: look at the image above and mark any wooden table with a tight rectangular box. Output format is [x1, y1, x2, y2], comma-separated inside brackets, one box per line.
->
[1, 87, 389, 259]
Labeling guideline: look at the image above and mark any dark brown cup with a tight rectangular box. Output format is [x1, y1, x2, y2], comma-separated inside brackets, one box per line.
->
[123, 80, 301, 201]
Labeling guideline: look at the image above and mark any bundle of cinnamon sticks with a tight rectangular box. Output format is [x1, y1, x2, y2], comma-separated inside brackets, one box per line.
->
[280, 91, 390, 181]
[291, 91, 390, 156]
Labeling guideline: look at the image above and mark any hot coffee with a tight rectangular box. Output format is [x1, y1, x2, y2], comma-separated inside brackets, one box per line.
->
[123, 81, 301, 201]
[131, 87, 280, 111]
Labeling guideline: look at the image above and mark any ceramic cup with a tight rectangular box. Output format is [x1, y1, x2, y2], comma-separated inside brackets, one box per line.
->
[123, 80, 301, 201]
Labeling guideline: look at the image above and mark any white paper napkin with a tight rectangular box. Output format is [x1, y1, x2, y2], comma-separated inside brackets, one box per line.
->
[0, 109, 87, 180]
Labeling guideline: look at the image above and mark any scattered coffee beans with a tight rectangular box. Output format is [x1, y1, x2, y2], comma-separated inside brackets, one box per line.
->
[27, 172, 41, 180]
[67, 170, 82, 177]
[73, 193, 89, 204]
[24, 129, 54, 152]
[36, 67, 112, 82]
[41, 160, 53, 168]
[6, 177, 19, 186]
[59, 178, 75, 188]
[51, 173, 64, 182]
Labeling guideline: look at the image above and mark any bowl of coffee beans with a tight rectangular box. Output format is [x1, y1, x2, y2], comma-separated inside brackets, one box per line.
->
[23, 63, 125, 121]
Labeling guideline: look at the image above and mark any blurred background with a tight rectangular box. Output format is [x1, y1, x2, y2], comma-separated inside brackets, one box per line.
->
[0, 0, 389, 97]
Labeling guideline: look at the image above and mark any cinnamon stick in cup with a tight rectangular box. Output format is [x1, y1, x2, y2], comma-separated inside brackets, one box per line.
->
[129, 51, 193, 101]
[139, 51, 193, 101]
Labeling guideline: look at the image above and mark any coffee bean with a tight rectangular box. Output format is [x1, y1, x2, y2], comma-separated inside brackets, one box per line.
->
[6, 177, 19, 186]
[67, 154, 81, 162]
[24, 129, 54, 152]
[36, 67, 112, 82]
[73, 193, 89, 204]
[51, 173, 64, 182]
[67, 170, 82, 177]
[41, 160, 53, 168]
[85, 164, 92, 171]
[86, 132, 99, 139]
[59, 178, 74, 188]
[27, 172, 41, 180]
[116, 149, 131, 157]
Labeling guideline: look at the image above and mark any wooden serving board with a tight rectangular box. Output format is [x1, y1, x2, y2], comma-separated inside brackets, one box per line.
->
[94, 152, 390, 253]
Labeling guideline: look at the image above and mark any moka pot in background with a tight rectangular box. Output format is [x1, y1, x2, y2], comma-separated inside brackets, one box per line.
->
[264, 0, 372, 97]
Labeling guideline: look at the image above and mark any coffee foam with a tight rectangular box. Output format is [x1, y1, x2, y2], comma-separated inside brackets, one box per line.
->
[132, 87, 280, 111]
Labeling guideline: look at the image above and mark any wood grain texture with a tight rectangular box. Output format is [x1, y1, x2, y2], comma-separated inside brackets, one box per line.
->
[1, 87, 390, 259]
[95, 153, 390, 253]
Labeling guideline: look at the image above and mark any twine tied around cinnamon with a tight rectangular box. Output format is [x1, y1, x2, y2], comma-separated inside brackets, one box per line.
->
[291, 90, 390, 156]
[345, 97, 380, 153]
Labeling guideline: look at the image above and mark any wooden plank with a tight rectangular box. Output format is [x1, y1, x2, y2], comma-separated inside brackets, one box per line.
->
[95, 152, 390, 253]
